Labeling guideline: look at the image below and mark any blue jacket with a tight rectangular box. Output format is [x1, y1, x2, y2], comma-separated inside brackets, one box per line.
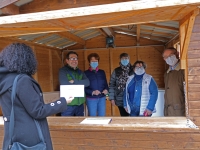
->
[123, 74, 158, 111]
[84, 68, 108, 98]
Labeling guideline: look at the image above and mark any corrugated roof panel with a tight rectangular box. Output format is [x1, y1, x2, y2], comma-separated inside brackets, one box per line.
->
[74, 29, 94, 37]
[113, 26, 136, 32]
[153, 28, 178, 34]
[141, 25, 155, 31]
[156, 21, 179, 28]
[85, 32, 101, 40]
[18, 33, 46, 41]
[36, 35, 60, 44]
[141, 36, 166, 42]
[47, 38, 69, 46]
[54, 40, 74, 47]
[58, 42, 77, 49]
[83, 31, 101, 40]
[151, 33, 173, 38]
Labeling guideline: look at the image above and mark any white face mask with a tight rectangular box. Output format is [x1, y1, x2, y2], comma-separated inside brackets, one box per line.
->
[135, 67, 145, 75]
[165, 55, 178, 66]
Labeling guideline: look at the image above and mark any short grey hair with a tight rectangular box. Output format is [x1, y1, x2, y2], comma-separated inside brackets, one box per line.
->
[162, 47, 178, 56]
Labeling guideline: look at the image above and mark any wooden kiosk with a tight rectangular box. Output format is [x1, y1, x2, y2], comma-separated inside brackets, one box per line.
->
[0, 0, 200, 149]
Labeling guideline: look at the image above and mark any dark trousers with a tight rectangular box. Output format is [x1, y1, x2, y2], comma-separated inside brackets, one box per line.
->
[61, 104, 84, 116]
[118, 106, 129, 116]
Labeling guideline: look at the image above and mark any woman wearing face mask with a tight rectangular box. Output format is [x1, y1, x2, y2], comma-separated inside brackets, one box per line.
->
[123, 60, 158, 117]
[109, 53, 133, 116]
[84, 53, 108, 116]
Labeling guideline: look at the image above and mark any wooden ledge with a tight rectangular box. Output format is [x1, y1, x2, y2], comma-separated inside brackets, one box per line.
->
[0, 117, 198, 132]
[46, 117, 199, 133]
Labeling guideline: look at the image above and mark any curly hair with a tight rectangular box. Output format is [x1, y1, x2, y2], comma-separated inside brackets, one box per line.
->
[0, 43, 37, 75]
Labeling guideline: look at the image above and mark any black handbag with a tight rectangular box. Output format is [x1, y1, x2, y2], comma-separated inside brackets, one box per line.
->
[8, 74, 46, 150]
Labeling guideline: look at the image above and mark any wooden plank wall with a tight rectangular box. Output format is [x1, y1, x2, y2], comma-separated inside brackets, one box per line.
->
[188, 14, 200, 126]
[49, 130, 200, 150]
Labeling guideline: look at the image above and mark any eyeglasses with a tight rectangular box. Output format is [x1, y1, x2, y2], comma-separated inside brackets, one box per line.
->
[69, 57, 78, 61]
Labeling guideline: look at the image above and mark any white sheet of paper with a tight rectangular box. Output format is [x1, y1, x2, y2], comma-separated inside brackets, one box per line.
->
[60, 85, 84, 98]
[80, 118, 112, 125]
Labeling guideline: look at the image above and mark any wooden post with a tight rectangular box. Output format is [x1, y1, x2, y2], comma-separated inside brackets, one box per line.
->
[179, 8, 199, 118]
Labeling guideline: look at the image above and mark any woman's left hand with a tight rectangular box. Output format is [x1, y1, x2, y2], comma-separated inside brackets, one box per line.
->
[102, 89, 108, 95]
[144, 109, 152, 116]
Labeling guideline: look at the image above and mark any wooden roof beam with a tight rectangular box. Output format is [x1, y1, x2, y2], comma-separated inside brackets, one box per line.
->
[165, 33, 179, 46]
[136, 24, 140, 46]
[143, 23, 179, 31]
[31, 33, 54, 42]
[46, 19, 85, 45]
[1, 4, 19, 15]
[0, 0, 18, 9]
[180, 7, 199, 26]
[0, 28, 65, 38]
[0, 37, 60, 50]
[97, 28, 107, 37]
[102, 27, 115, 37]
[2, 0, 200, 25]
[57, 32, 85, 46]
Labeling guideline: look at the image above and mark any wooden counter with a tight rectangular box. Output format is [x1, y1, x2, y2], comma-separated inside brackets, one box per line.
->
[1, 117, 199, 150]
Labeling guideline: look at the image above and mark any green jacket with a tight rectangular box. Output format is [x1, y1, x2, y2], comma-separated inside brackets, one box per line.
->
[59, 65, 90, 106]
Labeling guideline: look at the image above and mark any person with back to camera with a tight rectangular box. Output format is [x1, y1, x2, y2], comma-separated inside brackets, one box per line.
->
[123, 60, 158, 117]
[0, 43, 74, 150]
[109, 53, 133, 116]
[84, 53, 108, 116]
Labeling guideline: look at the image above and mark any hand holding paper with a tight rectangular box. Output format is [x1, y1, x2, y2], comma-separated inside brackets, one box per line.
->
[60, 85, 84, 98]
[66, 96, 74, 104]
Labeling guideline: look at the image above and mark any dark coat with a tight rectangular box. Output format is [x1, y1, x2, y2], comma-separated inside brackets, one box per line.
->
[84, 68, 108, 98]
[109, 66, 133, 107]
[0, 67, 67, 150]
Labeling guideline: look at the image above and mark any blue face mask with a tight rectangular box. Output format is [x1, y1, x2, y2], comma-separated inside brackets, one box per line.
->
[121, 59, 129, 66]
[90, 62, 98, 69]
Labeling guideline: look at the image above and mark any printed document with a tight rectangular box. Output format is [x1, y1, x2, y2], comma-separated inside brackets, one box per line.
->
[60, 85, 84, 98]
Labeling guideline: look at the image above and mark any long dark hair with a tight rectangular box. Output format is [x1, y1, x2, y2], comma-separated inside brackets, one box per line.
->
[0, 43, 37, 75]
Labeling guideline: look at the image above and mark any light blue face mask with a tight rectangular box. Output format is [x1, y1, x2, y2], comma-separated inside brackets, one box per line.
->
[90, 62, 98, 69]
[121, 59, 129, 66]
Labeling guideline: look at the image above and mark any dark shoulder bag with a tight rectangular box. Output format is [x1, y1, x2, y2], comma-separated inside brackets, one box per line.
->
[9, 74, 46, 150]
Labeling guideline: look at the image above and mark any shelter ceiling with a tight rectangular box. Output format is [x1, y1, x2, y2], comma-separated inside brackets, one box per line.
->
[0, 0, 199, 49]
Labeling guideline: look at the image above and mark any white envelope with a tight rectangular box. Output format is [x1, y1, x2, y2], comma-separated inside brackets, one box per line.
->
[60, 85, 84, 98]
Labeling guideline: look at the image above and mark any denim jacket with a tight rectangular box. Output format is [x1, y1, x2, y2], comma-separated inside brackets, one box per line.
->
[123, 74, 158, 114]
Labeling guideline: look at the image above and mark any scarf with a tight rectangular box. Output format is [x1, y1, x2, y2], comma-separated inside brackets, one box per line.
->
[117, 63, 131, 92]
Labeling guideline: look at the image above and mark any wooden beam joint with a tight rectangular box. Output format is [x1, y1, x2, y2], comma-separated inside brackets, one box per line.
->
[0, 0, 18, 9]
[1, 4, 19, 15]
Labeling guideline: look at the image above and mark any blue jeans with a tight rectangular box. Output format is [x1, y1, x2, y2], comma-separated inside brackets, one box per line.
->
[86, 97, 106, 116]
[130, 105, 140, 116]
[61, 104, 84, 116]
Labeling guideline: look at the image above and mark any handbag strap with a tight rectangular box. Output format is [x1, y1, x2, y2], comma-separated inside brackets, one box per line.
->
[9, 74, 45, 147]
